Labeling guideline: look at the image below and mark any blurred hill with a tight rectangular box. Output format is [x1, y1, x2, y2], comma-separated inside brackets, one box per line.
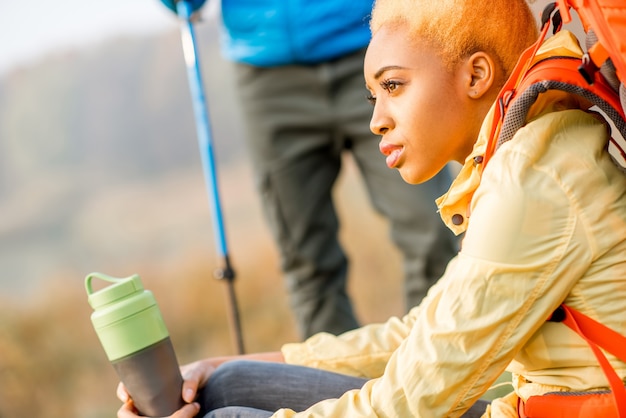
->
[0, 21, 247, 297]
[0, 17, 405, 418]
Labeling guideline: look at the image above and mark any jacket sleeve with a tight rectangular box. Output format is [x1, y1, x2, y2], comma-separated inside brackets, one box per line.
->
[281, 292, 430, 378]
[275, 118, 595, 417]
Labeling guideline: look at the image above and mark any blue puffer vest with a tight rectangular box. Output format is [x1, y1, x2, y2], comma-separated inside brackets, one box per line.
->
[219, 0, 374, 66]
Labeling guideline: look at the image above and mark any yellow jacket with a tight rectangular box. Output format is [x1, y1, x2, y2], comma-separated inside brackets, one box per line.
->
[278, 31, 626, 417]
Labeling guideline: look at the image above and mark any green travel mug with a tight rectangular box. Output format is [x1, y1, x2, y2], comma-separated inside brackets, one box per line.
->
[85, 272, 185, 416]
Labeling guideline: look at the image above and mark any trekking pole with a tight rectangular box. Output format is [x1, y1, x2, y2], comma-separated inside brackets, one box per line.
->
[160, 0, 245, 354]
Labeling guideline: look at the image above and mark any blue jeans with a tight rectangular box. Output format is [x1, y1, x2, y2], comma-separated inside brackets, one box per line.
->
[198, 360, 489, 417]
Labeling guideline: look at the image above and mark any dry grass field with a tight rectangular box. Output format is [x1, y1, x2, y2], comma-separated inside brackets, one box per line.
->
[0, 156, 406, 418]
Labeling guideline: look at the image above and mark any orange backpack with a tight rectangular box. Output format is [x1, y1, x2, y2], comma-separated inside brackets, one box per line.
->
[564, 0, 626, 88]
[483, 2, 626, 417]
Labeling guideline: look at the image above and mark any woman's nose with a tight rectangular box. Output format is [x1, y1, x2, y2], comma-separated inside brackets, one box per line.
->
[369, 104, 392, 136]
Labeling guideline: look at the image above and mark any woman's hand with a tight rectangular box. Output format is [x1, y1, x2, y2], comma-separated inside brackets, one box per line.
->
[116, 358, 217, 418]
[115, 352, 284, 417]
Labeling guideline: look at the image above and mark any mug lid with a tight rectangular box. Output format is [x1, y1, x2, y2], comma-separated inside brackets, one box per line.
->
[85, 273, 144, 310]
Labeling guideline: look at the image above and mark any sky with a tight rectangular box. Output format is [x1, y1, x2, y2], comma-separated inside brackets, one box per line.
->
[0, 0, 217, 76]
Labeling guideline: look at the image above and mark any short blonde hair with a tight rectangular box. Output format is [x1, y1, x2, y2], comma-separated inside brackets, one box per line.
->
[370, 0, 539, 78]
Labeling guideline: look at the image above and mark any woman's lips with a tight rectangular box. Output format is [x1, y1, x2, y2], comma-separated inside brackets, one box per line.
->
[379, 141, 403, 169]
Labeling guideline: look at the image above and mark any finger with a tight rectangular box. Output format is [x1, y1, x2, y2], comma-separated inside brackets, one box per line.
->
[171, 402, 201, 418]
[181, 368, 202, 403]
[116, 382, 129, 402]
[182, 382, 197, 404]
[180, 361, 214, 403]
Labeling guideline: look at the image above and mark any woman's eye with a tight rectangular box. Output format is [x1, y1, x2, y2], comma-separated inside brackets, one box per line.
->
[381, 80, 401, 93]
[366, 93, 376, 105]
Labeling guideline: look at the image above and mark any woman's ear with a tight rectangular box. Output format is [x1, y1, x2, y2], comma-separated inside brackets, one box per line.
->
[464, 51, 497, 99]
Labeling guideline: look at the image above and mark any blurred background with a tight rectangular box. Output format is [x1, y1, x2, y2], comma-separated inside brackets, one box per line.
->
[0, 1, 406, 417]
[0, 1, 581, 417]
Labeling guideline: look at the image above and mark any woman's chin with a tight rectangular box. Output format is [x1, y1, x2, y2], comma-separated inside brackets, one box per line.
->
[398, 169, 422, 185]
[399, 166, 440, 185]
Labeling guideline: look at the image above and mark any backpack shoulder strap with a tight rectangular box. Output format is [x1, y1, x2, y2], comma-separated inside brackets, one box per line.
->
[495, 54, 626, 153]
[483, 4, 554, 166]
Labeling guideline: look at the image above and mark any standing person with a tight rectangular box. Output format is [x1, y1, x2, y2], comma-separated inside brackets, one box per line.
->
[117, 0, 626, 416]
[214, 0, 458, 338]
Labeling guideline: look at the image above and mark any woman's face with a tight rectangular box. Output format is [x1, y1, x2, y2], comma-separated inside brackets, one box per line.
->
[364, 25, 479, 184]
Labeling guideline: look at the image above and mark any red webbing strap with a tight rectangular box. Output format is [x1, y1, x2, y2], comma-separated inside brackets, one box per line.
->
[561, 304, 626, 416]
[483, 19, 552, 166]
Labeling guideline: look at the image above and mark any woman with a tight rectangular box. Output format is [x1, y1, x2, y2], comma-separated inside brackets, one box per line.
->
[118, 0, 626, 416]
